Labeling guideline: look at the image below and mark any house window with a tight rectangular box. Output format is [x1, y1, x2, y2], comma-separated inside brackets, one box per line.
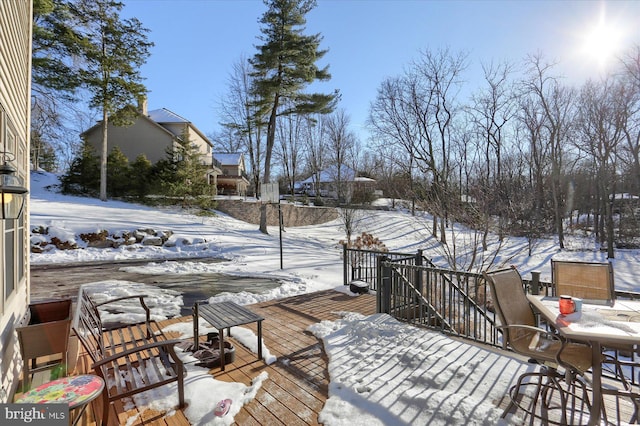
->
[17, 215, 24, 283]
[4, 220, 15, 300]
[0, 104, 27, 308]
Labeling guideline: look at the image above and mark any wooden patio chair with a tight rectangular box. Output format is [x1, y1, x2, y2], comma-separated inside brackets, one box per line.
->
[484, 267, 594, 425]
[551, 260, 615, 306]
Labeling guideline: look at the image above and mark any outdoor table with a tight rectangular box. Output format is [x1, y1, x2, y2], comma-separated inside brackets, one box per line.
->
[14, 374, 104, 426]
[193, 301, 264, 370]
[527, 295, 640, 426]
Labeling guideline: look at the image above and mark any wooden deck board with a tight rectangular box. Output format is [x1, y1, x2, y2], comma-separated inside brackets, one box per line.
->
[71, 289, 375, 425]
[42, 288, 637, 424]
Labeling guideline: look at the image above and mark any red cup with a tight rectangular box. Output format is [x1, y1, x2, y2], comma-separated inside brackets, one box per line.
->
[559, 295, 575, 315]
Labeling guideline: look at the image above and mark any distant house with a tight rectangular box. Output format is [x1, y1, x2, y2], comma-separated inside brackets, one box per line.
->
[297, 165, 376, 201]
[213, 152, 249, 197]
[611, 193, 640, 215]
[1, 1, 32, 401]
[81, 101, 221, 186]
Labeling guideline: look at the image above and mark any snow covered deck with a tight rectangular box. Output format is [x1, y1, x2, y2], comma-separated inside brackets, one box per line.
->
[71, 289, 377, 425]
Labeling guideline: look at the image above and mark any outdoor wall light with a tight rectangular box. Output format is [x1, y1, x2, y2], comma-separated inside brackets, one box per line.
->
[0, 152, 28, 220]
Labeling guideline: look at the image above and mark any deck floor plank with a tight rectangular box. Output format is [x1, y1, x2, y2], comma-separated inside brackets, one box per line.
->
[63, 288, 635, 425]
[70, 289, 373, 425]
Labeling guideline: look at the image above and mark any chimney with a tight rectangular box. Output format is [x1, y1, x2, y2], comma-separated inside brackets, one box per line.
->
[137, 95, 148, 115]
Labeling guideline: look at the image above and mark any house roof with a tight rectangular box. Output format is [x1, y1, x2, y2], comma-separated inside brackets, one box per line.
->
[299, 165, 358, 184]
[80, 110, 175, 140]
[214, 153, 243, 166]
[81, 107, 212, 148]
[148, 108, 189, 124]
[147, 108, 212, 147]
[354, 176, 376, 183]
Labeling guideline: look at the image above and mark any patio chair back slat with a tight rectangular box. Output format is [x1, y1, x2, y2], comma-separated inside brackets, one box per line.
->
[73, 289, 185, 426]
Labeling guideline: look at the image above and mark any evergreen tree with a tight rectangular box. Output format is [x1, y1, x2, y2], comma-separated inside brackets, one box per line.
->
[32, 0, 83, 99]
[59, 141, 100, 195]
[31, 0, 85, 171]
[160, 132, 216, 210]
[130, 154, 153, 199]
[106, 146, 130, 196]
[71, 0, 153, 201]
[250, 0, 337, 233]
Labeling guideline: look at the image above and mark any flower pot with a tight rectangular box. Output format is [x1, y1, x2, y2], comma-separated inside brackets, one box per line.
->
[16, 299, 73, 390]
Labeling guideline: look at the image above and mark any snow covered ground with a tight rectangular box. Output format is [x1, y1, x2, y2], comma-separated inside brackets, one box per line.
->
[29, 171, 640, 425]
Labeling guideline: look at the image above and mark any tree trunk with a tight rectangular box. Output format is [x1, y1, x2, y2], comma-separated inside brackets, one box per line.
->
[259, 93, 280, 234]
[100, 109, 108, 202]
[259, 204, 268, 235]
[431, 215, 437, 239]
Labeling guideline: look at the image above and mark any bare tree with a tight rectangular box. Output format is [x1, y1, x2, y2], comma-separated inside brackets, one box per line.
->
[368, 76, 420, 215]
[619, 46, 640, 196]
[217, 56, 265, 197]
[575, 77, 630, 258]
[468, 60, 517, 247]
[304, 114, 328, 201]
[522, 54, 575, 249]
[368, 47, 467, 247]
[325, 109, 357, 203]
[275, 105, 307, 196]
[407, 48, 468, 244]
[367, 140, 408, 207]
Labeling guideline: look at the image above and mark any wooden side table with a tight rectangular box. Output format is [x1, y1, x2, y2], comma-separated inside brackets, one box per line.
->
[193, 301, 264, 370]
[14, 374, 104, 426]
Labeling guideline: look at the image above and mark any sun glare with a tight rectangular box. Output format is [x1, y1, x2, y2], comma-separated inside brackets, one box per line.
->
[580, 6, 624, 70]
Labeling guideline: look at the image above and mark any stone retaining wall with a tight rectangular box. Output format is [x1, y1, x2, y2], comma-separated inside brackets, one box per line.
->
[215, 199, 339, 227]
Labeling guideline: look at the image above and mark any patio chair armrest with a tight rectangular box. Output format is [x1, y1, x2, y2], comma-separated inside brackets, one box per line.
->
[499, 324, 565, 356]
[93, 295, 151, 323]
[498, 324, 560, 340]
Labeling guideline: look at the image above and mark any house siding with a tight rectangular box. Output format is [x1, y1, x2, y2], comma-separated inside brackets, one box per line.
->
[0, 0, 32, 401]
[85, 118, 175, 164]
[84, 116, 213, 166]
[162, 123, 212, 166]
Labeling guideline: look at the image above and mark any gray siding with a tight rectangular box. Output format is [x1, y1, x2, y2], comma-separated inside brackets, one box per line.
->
[85, 118, 175, 164]
[0, 0, 32, 402]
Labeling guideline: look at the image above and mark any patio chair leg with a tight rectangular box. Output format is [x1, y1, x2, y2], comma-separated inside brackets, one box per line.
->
[541, 373, 568, 425]
[504, 370, 555, 425]
[101, 397, 110, 426]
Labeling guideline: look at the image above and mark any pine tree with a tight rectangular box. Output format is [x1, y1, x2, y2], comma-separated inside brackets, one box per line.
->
[106, 146, 130, 197]
[71, 0, 153, 201]
[161, 131, 216, 210]
[32, 0, 83, 99]
[60, 141, 100, 195]
[31, 0, 85, 170]
[130, 154, 153, 199]
[250, 0, 337, 233]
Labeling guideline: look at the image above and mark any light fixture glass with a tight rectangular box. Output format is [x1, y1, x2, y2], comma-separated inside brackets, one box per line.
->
[0, 153, 28, 220]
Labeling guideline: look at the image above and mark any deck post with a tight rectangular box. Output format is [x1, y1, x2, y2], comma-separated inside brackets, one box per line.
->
[415, 249, 423, 297]
[530, 271, 540, 295]
[377, 255, 390, 314]
[343, 243, 348, 285]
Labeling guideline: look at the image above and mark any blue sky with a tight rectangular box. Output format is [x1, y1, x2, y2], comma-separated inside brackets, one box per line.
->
[121, 0, 640, 143]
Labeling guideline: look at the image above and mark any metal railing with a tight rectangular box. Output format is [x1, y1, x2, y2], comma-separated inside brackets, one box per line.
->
[342, 246, 429, 291]
[378, 259, 500, 347]
[342, 247, 640, 386]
